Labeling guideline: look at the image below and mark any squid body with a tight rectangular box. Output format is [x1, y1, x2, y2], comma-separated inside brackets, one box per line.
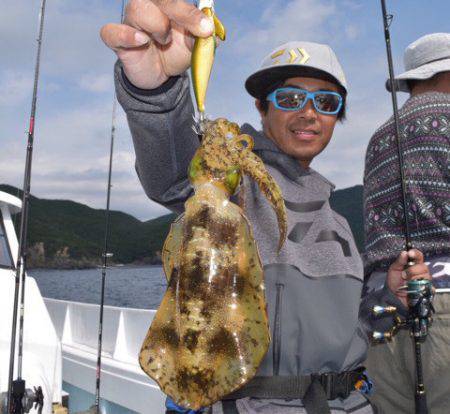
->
[139, 119, 287, 409]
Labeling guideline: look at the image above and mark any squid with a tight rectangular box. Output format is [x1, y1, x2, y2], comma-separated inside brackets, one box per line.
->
[139, 118, 287, 409]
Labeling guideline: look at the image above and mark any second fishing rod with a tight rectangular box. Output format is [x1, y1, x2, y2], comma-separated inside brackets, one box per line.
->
[93, 2, 125, 413]
[379, 1, 434, 414]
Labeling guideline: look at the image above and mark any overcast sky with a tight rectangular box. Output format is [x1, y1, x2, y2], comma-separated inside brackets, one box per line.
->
[1, 0, 448, 221]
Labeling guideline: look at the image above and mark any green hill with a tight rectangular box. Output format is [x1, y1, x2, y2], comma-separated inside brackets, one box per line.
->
[0, 183, 364, 268]
[330, 185, 364, 252]
[0, 184, 175, 268]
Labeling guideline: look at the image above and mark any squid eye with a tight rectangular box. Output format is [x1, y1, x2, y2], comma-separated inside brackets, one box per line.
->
[232, 134, 254, 151]
[225, 167, 241, 194]
[188, 154, 204, 182]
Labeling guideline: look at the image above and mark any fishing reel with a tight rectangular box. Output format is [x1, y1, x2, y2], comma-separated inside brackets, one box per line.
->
[402, 279, 435, 342]
[0, 382, 44, 414]
[372, 279, 434, 342]
[372, 279, 435, 414]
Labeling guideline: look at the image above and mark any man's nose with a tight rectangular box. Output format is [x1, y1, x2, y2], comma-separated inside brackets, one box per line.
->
[296, 98, 317, 120]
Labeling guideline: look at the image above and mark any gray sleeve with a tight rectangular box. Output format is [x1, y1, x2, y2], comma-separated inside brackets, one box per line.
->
[114, 60, 199, 214]
[359, 270, 408, 338]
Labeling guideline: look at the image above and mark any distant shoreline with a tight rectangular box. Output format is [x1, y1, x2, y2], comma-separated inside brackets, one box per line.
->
[29, 262, 164, 271]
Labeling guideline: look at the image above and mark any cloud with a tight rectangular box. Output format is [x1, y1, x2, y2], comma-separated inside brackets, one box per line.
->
[0, 71, 33, 106]
[344, 24, 359, 41]
[0, 0, 117, 86]
[2, 0, 445, 222]
[232, 0, 337, 58]
[78, 73, 114, 93]
[340, 0, 364, 11]
[1, 0, 381, 220]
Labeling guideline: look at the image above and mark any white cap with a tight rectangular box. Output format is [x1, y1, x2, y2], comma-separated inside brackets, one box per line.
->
[245, 41, 347, 98]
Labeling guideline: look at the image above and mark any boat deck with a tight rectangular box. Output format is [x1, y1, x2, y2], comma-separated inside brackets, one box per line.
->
[44, 299, 165, 414]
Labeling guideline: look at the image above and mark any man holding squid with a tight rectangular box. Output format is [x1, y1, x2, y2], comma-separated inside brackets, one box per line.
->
[100, 1, 431, 413]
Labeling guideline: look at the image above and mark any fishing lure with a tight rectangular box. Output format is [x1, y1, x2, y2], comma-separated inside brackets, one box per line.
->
[139, 118, 287, 410]
[191, 0, 226, 119]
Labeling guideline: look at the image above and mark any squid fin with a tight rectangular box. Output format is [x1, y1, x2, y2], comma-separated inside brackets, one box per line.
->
[162, 214, 185, 282]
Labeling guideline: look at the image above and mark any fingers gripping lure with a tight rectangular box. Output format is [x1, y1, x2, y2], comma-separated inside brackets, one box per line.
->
[191, 0, 226, 121]
[139, 119, 287, 410]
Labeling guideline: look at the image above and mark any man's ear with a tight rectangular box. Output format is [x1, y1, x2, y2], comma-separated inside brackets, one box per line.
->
[255, 99, 264, 117]
[255, 99, 267, 131]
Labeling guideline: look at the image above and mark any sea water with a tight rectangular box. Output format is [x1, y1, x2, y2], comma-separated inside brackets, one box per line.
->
[30, 265, 166, 310]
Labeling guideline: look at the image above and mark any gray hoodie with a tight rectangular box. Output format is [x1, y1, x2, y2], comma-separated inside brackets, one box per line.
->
[114, 63, 400, 412]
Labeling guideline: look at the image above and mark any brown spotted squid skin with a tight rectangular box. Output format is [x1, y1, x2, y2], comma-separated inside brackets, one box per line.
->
[139, 119, 286, 410]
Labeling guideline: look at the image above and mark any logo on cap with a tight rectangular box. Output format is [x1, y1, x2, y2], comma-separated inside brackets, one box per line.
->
[270, 48, 310, 65]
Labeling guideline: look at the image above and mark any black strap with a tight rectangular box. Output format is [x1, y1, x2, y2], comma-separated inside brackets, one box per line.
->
[303, 377, 331, 414]
[222, 400, 239, 414]
[224, 375, 312, 400]
[224, 368, 364, 401]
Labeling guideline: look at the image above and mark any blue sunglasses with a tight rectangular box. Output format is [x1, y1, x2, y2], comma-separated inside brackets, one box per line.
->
[266, 87, 343, 115]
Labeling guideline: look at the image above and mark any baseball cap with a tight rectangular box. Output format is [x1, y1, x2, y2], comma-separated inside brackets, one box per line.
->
[245, 41, 347, 98]
[387, 33, 450, 93]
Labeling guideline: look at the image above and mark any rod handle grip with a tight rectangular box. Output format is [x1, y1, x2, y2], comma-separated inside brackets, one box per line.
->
[415, 391, 428, 414]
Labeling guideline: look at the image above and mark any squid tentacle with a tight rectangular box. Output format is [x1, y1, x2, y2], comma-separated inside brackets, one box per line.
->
[237, 145, 287, 252]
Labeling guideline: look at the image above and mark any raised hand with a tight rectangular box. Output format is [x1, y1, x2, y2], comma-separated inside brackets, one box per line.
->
[100, 0, 214, 89]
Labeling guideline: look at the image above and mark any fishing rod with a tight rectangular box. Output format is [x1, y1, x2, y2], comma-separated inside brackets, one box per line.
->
[379, 1, 431, 413]
[380, 0, 413, 254]
[93, 2, 125, 413]
[6, 1, 47, 413]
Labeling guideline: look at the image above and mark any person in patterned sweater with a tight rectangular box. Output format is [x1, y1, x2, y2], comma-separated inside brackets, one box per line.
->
[363, 33, 450, 414]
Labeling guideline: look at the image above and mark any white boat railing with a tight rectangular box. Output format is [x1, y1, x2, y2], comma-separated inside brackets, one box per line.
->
[1, 191, 61, 414]
[44, 299, 165, 414]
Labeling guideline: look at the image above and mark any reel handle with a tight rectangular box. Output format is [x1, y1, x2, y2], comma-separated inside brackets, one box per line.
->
[415, 394, 428, 414]
[372, 305, 397, 316]
[406, 245, 415, 268]
[407, 259, 415, 267]
[372, 331, 393, 342]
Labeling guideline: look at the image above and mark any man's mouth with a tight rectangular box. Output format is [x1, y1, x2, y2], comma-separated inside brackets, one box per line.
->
[291, 129, 319, 138]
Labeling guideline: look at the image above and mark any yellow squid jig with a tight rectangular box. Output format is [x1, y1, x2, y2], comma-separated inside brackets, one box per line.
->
[139, 119, 287, 409]
[191, 0, 226, 119]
